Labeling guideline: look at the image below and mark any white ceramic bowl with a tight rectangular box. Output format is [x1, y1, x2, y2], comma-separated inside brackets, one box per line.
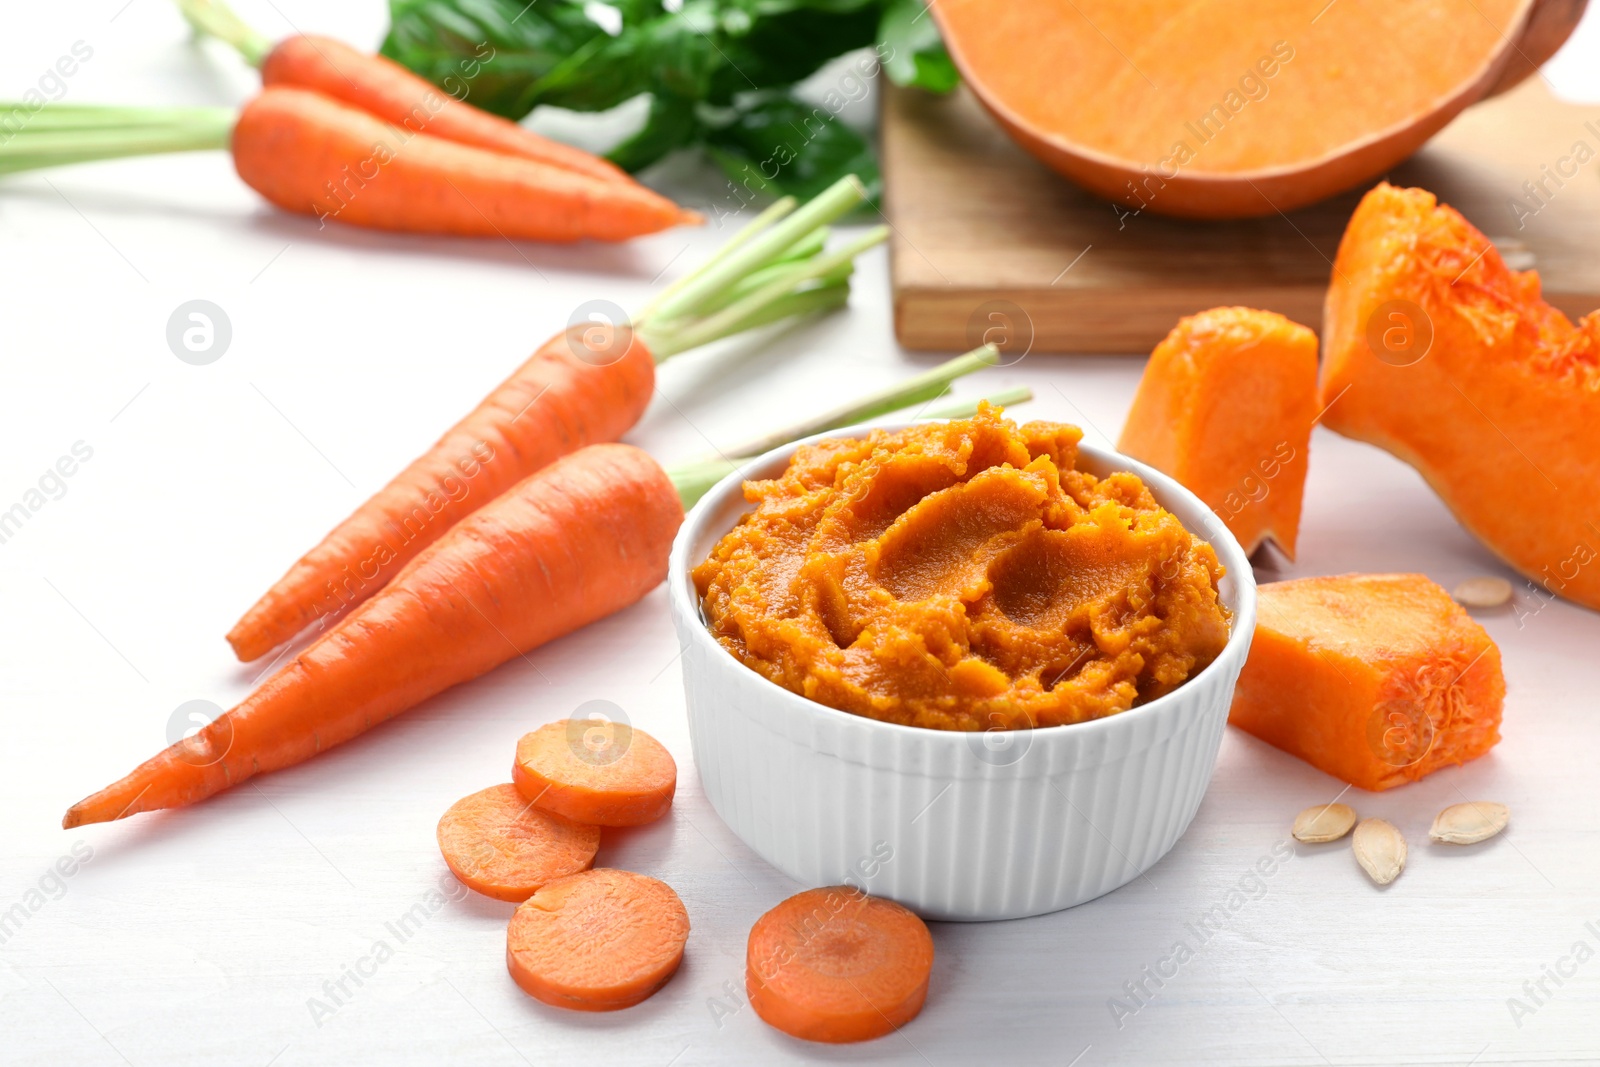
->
[667, 422, 1256, 921]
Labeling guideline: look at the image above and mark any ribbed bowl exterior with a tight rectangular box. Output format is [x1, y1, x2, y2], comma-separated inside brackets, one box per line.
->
[669, 426, 1256, 922]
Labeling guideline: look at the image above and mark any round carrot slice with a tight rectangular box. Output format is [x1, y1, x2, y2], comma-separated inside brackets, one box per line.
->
[437, 784, 600, 903]
[506, 868, 689, 1011]
[512, 718, 676, 827]
[746, 887, 934, 1043]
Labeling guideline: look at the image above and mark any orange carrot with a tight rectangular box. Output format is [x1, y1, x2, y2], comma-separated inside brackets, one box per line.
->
[65, 361, 1005, 828]
[8, 0, 705, 244]
[226, 178, 880, 662]
[232, 87, 688, 241]
[63, 443, 683, 828]
[506, 868, 689, 1011]
[226, 324, 656, 662]
[176, 0, 632, 187]
[260, 34, 632, 187]
[437, 784, 600, 902]
[746, 887, 934, 1043]
[513, 720, 676, 827]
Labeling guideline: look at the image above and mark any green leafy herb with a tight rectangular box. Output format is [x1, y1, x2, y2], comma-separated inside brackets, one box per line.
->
[380, 0, 956, 200]
[606, 94, 703, 173]
[877, 0, 959, 93]
[706, 95, 879, 203]
[382, 0, 607, 119]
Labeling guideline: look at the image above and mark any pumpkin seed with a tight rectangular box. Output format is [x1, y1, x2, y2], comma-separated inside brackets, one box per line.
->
[1452, 576, 1513, 608]
[1352, 818, 1407, 885]
[1292, 802, 1357, 843]
[1430, 801, 1510, 844]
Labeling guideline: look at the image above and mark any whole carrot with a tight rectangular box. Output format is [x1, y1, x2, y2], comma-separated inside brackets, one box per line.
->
[260, 34, 630, 186]
[234, 87, 687, 241]
[65, 444, 683, 828]
[6, 0, 698, 243]
[228, 178, 883, 661]
[0, 91, 692, 241]
[174, 0, 631, 186]
[64, 369, 1018, 827]
[225, 322, 655, 662]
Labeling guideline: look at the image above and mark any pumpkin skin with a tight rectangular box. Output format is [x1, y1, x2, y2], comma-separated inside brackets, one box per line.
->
[1320, 182, 1600, 612]
[929, 0, 1583, 218]
[1118, 307, 1318, 560]
[1483, 0, 1592, 97]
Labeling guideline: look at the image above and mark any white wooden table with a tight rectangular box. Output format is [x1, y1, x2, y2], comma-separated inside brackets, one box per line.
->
[4, 4, 1600, 1064]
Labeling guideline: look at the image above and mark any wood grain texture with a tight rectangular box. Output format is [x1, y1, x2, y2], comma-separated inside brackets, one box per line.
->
[885, 77, 1600, 353]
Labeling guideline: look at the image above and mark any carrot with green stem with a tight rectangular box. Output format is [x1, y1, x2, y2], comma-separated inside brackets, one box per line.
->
[62, 359, 1020, 829]
[5, 0, 701, 243]
[176, 0, 635, 186]
[224, 176, 883, 662]
[0, 105, 237, 175]
[0, 90, 693, 241]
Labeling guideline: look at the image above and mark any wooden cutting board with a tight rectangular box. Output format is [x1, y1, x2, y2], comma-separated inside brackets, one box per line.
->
[883, 78, 1600, 353]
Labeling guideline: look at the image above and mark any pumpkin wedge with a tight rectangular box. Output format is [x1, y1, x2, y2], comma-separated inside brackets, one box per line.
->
[930, 0, 1582, 218]
[1321, 182, 1600, 611]
[1118, 307, 1317, 559]
[1229, 574, 1505, 792]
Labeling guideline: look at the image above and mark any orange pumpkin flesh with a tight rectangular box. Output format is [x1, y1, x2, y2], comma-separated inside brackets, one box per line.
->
[1228, 574, 1505, 792]
[1321, 182, 1600, 611]
[1118, 307, 1317, 560]
[930, 0, 1558, 218]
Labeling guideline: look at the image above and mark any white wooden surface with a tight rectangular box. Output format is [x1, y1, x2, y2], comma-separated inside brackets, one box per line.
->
[4, 4, 1600, 1065]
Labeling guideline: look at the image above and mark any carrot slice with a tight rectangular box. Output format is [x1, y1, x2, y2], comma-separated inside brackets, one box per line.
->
[506, 868, 689, 1011]
[746, 887, 934, 1044]
[513, 719, 676, 827]
[436, 784, 601, 903]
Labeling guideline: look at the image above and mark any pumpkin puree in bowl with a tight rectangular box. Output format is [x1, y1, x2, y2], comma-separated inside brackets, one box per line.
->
[692, 407, 1231, 732]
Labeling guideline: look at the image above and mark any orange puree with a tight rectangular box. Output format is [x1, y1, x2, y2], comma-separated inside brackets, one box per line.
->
[693, 407, 1231, 732]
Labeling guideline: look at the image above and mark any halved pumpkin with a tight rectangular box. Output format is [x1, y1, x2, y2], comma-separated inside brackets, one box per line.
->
[1321, 182, 1600, 611]
[930, 0, 1583, 218]
[1117, 307, 1317, 559]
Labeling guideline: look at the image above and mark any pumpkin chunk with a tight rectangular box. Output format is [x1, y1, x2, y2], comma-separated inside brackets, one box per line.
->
[1118, 307, 1317, 559]
[1321, 182, 1600, 611]
[1228, 573, 1504, 791]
